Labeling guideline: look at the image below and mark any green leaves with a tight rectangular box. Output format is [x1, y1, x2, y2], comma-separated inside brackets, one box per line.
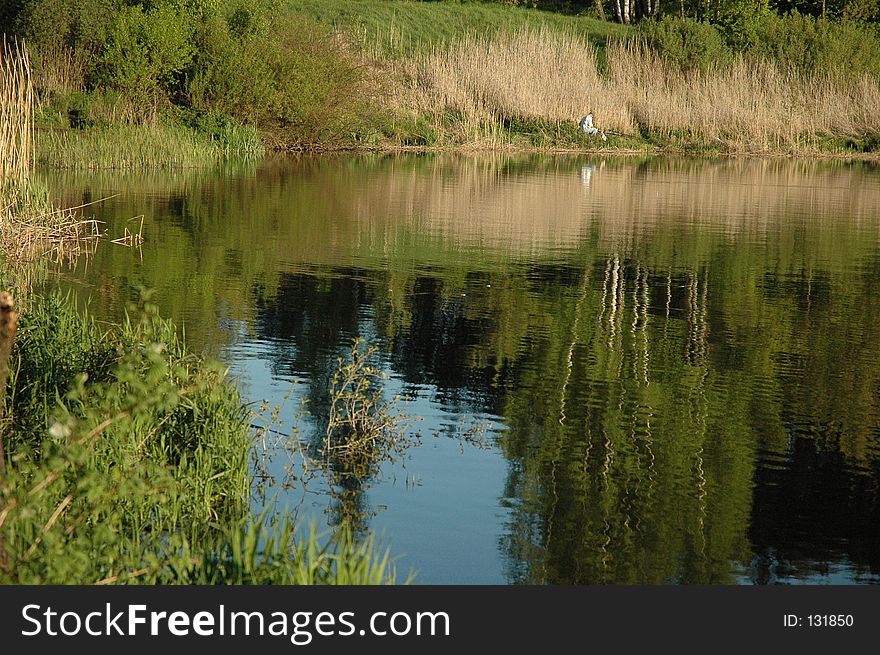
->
[323, 338, 417, 480]
[91, 3, 194, 104]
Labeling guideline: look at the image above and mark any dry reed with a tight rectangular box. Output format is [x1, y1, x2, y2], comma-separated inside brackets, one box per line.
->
[1, 38, 102, 277]
[1, 37, 34, 184]
[401, 29, 880, 152]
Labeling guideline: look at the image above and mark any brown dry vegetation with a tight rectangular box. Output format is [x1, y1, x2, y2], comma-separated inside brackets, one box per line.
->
[397, 28, 880, 153]
[1, 38, 33, 183]
[1, 39, 100, 282]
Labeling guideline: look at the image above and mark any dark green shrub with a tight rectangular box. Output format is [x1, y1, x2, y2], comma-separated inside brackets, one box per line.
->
[12, 0, 123, 50]
[843, 0, 880, 23]
[713, 0, 770, 51]
[89, 3, 194, 107]
[748, 12, 880, 77]
[186, 8, 368, 146]
[639, 16, 732, 72]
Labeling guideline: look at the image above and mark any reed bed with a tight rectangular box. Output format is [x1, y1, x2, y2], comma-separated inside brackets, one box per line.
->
[402, 29, 880, 153]
[1, 38, 34, 184]
[36, 122, 264, 170]
[1, 186, 101, 265]
[1, 38, 101, 285]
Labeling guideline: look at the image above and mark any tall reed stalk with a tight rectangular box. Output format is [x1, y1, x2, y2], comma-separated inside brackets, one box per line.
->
[0, 39, 101, 276]
[0, 37, 34, 186]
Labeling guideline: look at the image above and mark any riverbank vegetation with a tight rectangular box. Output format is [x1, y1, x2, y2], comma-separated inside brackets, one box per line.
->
[1, 36, 401, 584]
[1, 1, 879, 162]
[2, 37, 100, 288]
[0, 292, 400, 583]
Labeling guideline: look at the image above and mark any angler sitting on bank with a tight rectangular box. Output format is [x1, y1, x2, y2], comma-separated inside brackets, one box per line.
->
[579, 112, 607, 141]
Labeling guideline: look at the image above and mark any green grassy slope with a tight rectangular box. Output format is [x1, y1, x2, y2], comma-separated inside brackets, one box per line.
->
[286, 0, 631, 55]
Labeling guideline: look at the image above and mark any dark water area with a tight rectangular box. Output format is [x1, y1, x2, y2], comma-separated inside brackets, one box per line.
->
[41, 153, 880, 584]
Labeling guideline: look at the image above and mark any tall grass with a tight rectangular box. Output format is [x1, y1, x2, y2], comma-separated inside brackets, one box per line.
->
[401, 28, 880, 153]
[289, 0, 631, 58]
[35, 122, 263, 170]
[30, 42, 87, 100]
[1, 37, 34, 184]
[1, 38, 101, 274]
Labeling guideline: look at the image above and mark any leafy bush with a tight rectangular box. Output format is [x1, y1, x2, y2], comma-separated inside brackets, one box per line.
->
[89, 3, 194, 109]
[713, 0, 770, 51]
[322, 339, 416, 479]
[11, 0, 123, 51]
[186, 8, 369, 146]
[747, 12, 880, 77]
[639, 17, 732, 72]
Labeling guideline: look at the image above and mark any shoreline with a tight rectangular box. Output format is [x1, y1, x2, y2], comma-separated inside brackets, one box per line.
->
[35, 128, 880, 171]
[308, 143, 880, 162]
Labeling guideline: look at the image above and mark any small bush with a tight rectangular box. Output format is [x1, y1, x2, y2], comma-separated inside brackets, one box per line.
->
[322, 339, 416, 479]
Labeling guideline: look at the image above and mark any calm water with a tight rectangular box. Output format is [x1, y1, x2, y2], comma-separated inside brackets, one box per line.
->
[42, 154, 880, 584]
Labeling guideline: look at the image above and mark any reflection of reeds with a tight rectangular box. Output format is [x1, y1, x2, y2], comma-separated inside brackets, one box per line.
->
[110, 214, 145, 249]
[320, 155, 880, 254]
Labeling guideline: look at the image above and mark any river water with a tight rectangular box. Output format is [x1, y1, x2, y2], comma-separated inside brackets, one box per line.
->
[42, 153, 880, 584]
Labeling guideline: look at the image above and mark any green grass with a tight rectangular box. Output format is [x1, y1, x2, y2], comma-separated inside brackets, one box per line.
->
[0, 291, 401, 584]
[35, 120, 263, 170]
[287, 0, 631, 57]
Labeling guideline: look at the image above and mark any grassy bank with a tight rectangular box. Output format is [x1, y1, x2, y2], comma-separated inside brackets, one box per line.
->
[0, 292, 399, 583]
[36, 120, 263, 170]
[2, 36, 400, 584]
[287, 0, 630, 56]
[4, 1, 880, 163]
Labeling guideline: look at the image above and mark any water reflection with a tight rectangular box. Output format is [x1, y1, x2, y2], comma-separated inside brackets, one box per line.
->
[42, 154, 880, 584]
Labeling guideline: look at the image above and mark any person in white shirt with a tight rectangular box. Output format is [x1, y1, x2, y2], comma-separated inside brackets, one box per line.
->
[579, 112, 607, 141]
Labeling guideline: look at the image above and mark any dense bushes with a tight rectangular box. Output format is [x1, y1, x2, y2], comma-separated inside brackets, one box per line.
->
[749, 11, 880, 75]
[90, 3, 194, 106]
[4, 0, 375, 148]
[640, 11, 880, 77]
[186, 11, 370, 146]
[639, 16, 731, 71]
